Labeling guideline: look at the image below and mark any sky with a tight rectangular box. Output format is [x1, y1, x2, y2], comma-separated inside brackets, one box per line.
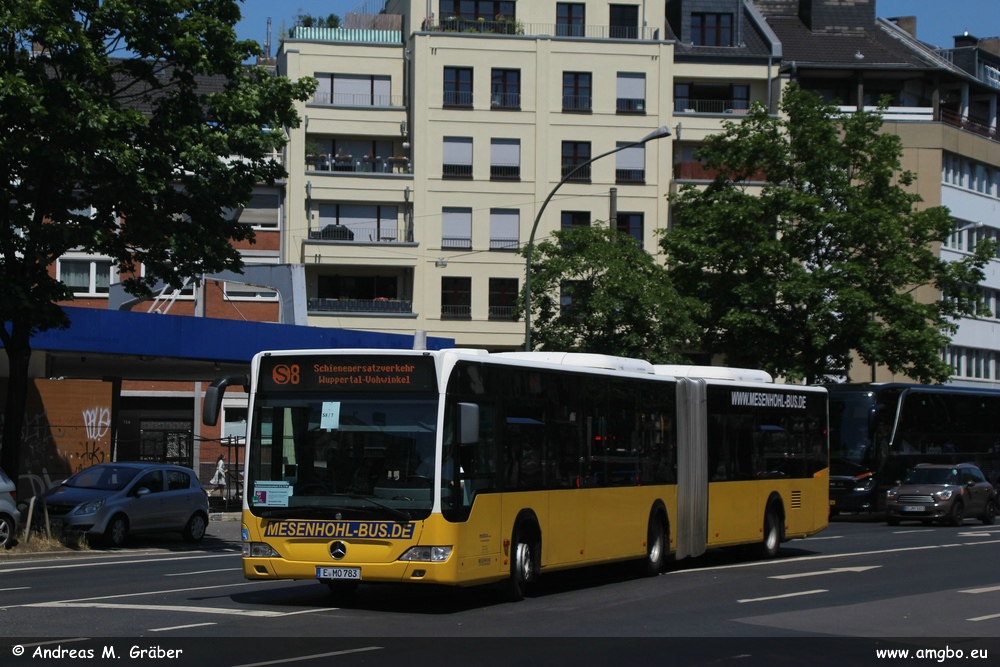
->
[234, 0, 1000, 56]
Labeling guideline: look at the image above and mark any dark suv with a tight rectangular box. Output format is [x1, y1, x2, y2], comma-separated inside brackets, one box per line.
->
[886, 463, 997, 526]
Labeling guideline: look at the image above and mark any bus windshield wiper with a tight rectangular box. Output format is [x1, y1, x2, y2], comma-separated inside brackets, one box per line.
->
[347, 495, 411, 523]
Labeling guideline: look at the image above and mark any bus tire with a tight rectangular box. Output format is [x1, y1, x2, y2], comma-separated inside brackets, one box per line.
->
[639, 513, 666, 577]
[758, 507, 781, 559]
[504, 526, 537, 602]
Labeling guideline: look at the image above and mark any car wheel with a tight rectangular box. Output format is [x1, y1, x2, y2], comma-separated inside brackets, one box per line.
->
[182, 513, 208, 542]
[639, 513, 665, 577]
[504, 529, 535, 602]
[104, 514, 129, 548]
[981, 500, 997, 526]
[0, 515, 14, 549]
[948, 500, 965, 527]
[757, 507, 781, 559]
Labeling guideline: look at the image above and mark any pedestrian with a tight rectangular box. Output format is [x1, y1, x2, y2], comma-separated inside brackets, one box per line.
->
[211, 454, 227, 497]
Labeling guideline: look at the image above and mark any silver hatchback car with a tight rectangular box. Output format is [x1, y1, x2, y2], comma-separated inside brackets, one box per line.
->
[0, 467, 21, 549]
[38, 462, 209, 547]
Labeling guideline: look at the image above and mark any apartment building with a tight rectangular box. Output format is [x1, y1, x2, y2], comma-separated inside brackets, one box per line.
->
[755, 0, 1000, 387]
[278, 0, 779, 349]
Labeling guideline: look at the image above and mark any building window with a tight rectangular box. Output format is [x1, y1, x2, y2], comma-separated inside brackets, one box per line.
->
[441, 277, 472, 319]
[491, 69, 520, 109]
[556, 3, 586, 36]
[442, 207, 473, 249]
[489, 208, 519, 250]
[616, 212, 644, 248]
[562, 72, 592, 112]
[561, 211, 590, 229]
[444, 67, 473, 108]
[443, 137, 473, 179]
[615, 142, 645, 184]
[59, 258, 114, 296]
[318, 274, 399, 301]
[609, 4, 639, 39]
[240, 192, 280, 230]
[691, 13, 733, 47]
[562, 141, 591, 181]
[490, 138, 521, 180]
[314, 74, 392, 106]
[489, 278, 519, 320]
[223, 261, 279, 300]
[616, 72, 646, 113]
[440, 0, 515, 21]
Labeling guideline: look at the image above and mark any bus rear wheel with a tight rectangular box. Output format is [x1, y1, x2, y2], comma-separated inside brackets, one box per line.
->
[758, 508, 781, 559]
[639, 514, 665, 577]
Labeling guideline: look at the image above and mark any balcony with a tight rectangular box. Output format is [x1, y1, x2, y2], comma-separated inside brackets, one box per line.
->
[617, 98, 646, 114]
[425, 19, 658, 40]
[309, 298, 413, 314]
[490, 163, 520, 181]
[489, 305, 518, 321]
[442, 236, 472, 249]
[562, 95, 592, 113]
[562, 163, 591, 182]
[491, 92, 521, 110]
[489, 237, 519, 251]
[941, 109, 999, 142]
[443, 163, 473, 179]
[675, 99, 749, 114]
[441, 304, 472, 320]
[307, 155, 411, 174]
[308, 224, 409, 243]
[311, 91, 404, 108]
[615, 168, 645, 185]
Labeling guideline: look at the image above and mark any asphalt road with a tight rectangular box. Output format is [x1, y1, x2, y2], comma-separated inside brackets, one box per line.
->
[1, 515, 999, 666]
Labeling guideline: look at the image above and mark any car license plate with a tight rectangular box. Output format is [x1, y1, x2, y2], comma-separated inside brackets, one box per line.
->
[316, 567, 361, 581]
[902, 505, 926, 512]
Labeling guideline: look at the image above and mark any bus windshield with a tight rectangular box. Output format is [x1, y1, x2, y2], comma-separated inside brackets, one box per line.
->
[246, 392, 440, 520]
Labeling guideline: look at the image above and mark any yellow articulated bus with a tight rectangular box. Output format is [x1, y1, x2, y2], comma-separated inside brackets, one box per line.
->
[203, 349, 828, 600]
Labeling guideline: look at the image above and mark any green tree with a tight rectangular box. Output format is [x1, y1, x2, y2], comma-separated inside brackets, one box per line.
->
[293, 13, 341, 32]
[522, 224, 700, 363]
[0, 0, 316, 494]
[663, 84, 994, 383]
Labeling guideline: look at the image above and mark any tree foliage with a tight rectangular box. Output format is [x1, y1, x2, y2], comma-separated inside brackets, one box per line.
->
[523, 224, 700, 363]
[662, 84, 994, 383]
[0, 0, 316, 491]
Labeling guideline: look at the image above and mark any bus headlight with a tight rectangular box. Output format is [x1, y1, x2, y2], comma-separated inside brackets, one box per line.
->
[399, 546, 453, 562]
[243, 542, 282, 558]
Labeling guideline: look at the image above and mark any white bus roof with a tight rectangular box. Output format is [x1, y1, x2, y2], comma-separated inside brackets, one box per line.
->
[652, 365, 774, 383]
[494, 352, 654, 375]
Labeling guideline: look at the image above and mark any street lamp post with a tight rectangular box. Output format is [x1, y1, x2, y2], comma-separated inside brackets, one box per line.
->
[523, 126, 672, 351]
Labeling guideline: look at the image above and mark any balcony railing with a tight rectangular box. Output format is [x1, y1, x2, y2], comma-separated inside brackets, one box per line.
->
[615, 168, 645, 184]
[307, 155, 411, 174]
[491, 92, 521, 109]
[442, 236, 472, 249]
[425, 19, 658, 40]
[675, 99, 749, 114]
[941, 109, 999, 141]
[490, 163, 520, 180]
[441, 304, 472, 319]
[489, 305, 518, 320]
[617, 98, 646, 113]
[308, 298, 413, 314]
[309, 225, 409, 242]
[562, 163, 591, 181]
[489, 237, 519, 251]
[311, 92, 404, 107]
[443, 163, 473, 179]
[443, 91, 474, 108]
[562, 95, 592, 112]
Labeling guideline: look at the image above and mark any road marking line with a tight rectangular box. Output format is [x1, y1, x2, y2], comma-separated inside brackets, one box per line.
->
[27, 601, 333, 618]
[230, 647, 383, 667]
[960, 585, 1000, 594]
[968, 613, 1000, 622]
[165, 568, 234, 577]
[670, 540, 1000, 574]
[770, 566, 881, 579]
[800, 535, 844, 541]
[0, 552, 237, 574]
[0, 587, 30, 592]
[150, 622, 218, 632]
[737, 589, 828, 603]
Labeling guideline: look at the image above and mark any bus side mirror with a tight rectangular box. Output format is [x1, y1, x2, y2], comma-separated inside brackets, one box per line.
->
[457, 402, 480, 445]
[203, 375, 249, 426]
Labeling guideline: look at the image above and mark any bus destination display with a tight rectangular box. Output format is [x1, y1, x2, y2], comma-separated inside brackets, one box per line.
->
[259, 355, 437, 392]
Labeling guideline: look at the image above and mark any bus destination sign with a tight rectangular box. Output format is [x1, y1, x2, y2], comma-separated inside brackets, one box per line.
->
[259, 355, 437, 392]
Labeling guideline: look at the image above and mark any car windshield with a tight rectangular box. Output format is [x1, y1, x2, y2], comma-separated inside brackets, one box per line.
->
[65, 466, 141, 491]
[904, 468, 960, 485]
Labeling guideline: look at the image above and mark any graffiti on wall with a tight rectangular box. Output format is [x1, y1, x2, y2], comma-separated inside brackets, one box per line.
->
[0, 379, 115, 499]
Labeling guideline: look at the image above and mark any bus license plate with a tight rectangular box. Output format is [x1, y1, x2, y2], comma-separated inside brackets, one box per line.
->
[316, 567, 361, 580]
[902, 506, 925, 512]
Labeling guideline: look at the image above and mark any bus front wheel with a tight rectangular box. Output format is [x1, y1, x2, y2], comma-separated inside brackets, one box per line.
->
[639, 514, 666, 577]
[758, 508, 781, 559]
[504, 532, 536, 602]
